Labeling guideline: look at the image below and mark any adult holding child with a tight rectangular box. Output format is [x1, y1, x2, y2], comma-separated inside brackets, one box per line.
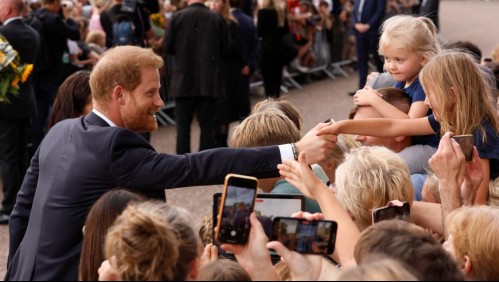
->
[319, 50, 499, 205]
[353, 15, 441, 174]
[6, 45, 336, 280]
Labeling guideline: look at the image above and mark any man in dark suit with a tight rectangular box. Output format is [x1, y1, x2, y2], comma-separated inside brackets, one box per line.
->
[0, 0, 40, 224]
[6, 46, 335, 280]
[163, 0, 226, 154]
[30, 0, 80, 156]
[351, 0, 386, 91]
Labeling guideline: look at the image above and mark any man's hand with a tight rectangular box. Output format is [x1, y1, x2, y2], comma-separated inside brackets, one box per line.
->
[296, 122, 337, 164]
[354, 23, 370, 33]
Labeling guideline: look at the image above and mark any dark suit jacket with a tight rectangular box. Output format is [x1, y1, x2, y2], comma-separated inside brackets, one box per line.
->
[232, 9, 258, 72]
[163, 3, 226, 98]
[351, 0, 386, 37]
[6, 112, 281, 280]
[0, 19, 40, 119]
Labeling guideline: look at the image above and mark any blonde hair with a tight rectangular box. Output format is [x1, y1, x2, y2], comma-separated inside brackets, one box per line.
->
[489, 177, 499, 206]
[230, 108, 301, 147]
[198, 260, 251, 281]
[379, 15, 440, 63]
[104, 201, 199, 281]
[334, 255, 418, 281]
[334, 146, 414, 231]
[259, 0, 286, 27]
[89, 46, 163, 109]
[216, 0, 237, 24]
[491, 43, 499, 63]
[318, 133, 360, 184]
[419, 50, 498, 142]
[85, 30, 106, 47]
[445, 206, 499, 280]
[252, 98, 303, 131]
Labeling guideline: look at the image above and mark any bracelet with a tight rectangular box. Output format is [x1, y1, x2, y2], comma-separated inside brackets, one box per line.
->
[291, 143, 299, 161]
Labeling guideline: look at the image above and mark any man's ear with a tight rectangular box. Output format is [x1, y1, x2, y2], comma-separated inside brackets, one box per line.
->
[112, 85, 125, 105]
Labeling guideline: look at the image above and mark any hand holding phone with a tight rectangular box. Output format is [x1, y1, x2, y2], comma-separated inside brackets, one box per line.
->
[271, 217, 337, 255]
[215, 174, 258, 244]
[452, 134, 474, 162]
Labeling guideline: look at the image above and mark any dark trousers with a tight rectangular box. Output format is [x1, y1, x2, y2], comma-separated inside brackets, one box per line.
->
[261, 57, 283, 98]
[0, 118, 30, 214]
[174, 97, 217, 154]
[355, 33, 385, 89]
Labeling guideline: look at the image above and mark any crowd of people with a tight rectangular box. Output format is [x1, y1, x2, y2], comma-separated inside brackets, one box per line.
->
[0, 0, 499, 280]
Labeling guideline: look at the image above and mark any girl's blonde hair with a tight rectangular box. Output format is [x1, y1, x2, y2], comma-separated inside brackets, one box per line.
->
[252, 98, 303, 131]
[104, 201, 199, 281]
[419, 50, 498, 141]
[259, 0, 286, 27]
[334, 146, 414, 231]
[379, 15, 440, 63]
[445, 206, 499, 280]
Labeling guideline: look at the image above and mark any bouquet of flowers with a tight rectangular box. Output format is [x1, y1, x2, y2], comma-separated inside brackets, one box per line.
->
[0, 34, 33, 103]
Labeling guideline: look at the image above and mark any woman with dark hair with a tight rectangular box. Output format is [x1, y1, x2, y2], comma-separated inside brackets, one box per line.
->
[48, 70, 92, 128]
[78, 189, 145, 281]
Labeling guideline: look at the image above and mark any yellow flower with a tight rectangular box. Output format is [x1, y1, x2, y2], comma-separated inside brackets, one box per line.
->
[21, 64, 33, 83]
[11, 76, 19, 88]
[10, 61, 17, 69]
[0, 52, 4, 65]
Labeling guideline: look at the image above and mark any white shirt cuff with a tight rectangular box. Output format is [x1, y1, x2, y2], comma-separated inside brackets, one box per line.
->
[278, 144, 294, 162]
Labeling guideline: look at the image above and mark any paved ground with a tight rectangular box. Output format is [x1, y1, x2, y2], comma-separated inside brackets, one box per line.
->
[1, 0, 499, 278]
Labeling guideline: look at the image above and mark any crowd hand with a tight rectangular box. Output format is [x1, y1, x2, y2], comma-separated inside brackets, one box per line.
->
[353, 86, 382, 106]
[266, 211, 327, 281]
[241, 65, 250, 76]
[278, 151, 329, 201]
[354, 23, 369, 33]
[428, 132, 466, 199]
[221, 213, 280, 281]
[296, 122, 337, 164]
[461, 147, 483, 206]
[200, 243, 218, 268]
[98, 256, 121, 281]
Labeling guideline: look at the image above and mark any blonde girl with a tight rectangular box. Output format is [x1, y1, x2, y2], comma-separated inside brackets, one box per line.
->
[319, 50, 499, 205]
[354, 15, 441, 173]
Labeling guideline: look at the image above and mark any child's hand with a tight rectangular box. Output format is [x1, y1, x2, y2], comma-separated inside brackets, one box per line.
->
[461, 147, 483, 205]
[353, 86, 383, 106]
[200, 243, 218, 268]
[98, 256, 121, 281]
[278, 152, 329, 201]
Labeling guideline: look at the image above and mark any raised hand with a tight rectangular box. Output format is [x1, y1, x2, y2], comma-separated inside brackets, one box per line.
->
[278, 151, 329, 200]
[353, 86, 383, 106]
[295, 122, 337, 164]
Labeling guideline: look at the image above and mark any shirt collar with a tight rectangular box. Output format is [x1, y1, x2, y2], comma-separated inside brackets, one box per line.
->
[3, 16, 23, 26]
[92, 109, 117, 127]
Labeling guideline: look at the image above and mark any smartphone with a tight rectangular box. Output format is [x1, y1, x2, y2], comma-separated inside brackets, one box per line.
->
[452, 134, 474, 162]
[215, 174, 258, 244]
[271, 217, 337, 255]
[372, 202, 410, 223]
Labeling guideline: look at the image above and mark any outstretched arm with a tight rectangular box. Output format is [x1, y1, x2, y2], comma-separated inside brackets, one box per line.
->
[317, 117, 434, 138]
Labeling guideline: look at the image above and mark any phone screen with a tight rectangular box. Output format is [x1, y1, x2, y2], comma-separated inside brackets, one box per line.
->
[216, 174, 258, 244]
[271, 217, 337, 255]
[372, 202, 410, 223]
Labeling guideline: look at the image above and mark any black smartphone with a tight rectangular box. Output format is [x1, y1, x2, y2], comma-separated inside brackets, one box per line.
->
[271, 217, 337, 255]
[215, 174, 258, 244]
[452, 134, 474, 162]
[372, 202, 410, 223]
